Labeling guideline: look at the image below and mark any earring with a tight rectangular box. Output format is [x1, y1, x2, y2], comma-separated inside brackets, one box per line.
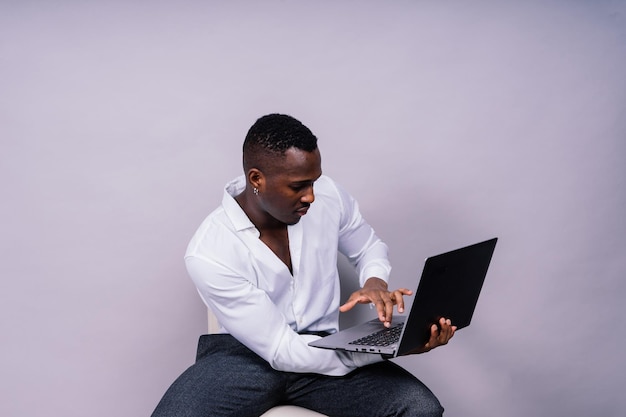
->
[253, 187, 259, 195]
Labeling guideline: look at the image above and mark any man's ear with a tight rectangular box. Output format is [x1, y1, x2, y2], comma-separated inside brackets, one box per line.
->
[247, 168, 264, 191]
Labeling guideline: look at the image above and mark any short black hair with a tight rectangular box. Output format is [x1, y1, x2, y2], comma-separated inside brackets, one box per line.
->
[243, 114, 318, 172]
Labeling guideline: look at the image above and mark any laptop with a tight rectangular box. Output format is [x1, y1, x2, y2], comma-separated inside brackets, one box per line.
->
[308, 237, 497, 357]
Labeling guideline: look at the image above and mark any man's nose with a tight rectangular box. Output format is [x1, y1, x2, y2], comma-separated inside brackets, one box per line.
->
[302, 186, 315, 204]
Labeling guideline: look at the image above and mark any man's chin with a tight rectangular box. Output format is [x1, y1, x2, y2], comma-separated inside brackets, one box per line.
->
[285, 218, 302, 226]
[283, 215, 303, 226]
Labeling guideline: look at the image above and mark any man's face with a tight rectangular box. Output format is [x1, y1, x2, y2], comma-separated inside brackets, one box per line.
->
[258, 147, 322, 226]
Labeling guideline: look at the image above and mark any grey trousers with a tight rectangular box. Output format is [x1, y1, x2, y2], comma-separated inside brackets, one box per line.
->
[152, 334, 444, 417]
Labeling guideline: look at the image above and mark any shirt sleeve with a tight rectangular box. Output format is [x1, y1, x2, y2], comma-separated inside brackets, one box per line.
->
[333, 180, 392, 286]
[186, 253, 383, 376]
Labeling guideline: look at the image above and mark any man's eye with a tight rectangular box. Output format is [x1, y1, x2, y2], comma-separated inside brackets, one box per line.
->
[291, 183, 311, 191]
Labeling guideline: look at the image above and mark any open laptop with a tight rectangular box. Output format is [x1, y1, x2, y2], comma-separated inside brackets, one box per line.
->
[308, 237, 497, 357]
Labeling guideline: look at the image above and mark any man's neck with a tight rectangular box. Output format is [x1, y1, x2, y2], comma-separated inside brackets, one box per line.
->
[234, 190, 292, 273]
[234, 189, 286, 233]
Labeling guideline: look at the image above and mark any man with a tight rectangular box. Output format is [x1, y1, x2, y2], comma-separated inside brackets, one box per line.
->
[152, 114, 456, 417]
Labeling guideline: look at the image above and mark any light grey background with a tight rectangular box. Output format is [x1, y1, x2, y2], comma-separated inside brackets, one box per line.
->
[1, 1, 625, 416]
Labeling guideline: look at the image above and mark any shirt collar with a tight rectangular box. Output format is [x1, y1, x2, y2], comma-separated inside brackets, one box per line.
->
[222, 176, 258, 233]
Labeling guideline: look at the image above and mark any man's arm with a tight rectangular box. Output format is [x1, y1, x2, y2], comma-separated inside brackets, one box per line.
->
[186, 254, 383, 376]
[331, 178, 456, 353]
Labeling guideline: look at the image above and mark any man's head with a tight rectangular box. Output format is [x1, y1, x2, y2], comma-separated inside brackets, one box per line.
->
[241, 114, 322, 226]
[243, 113, 318, 173]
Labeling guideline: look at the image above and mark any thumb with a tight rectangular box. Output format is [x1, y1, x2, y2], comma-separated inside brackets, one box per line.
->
[339, 296, 363, 312]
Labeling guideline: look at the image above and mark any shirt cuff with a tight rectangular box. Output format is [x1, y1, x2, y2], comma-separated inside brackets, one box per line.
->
[359, 263, 391, 287]
[343, 351, 385, 368]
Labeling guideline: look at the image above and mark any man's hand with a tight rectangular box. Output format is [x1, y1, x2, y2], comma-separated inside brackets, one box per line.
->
[339, 277, 413, 328]
[401, 317, 457, 355]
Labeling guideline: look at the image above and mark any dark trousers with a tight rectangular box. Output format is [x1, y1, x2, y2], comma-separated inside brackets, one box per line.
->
[152, 334, 444, 417]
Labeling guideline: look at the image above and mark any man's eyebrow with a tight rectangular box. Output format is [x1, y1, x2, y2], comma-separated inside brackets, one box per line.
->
[293, 176, 321, 184]
[289, 180, 313, 187]
[289, 172, 322, 185]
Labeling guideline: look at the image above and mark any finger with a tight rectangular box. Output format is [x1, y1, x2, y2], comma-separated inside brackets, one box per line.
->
[371, 293, 393, 327]
[412, 324, 439, 354]
[391, 290, 404, 313]
[446, 318, 457, 339]
[338, 295, 364, 312]
[448, 325, 457, 340]
[384, 294, 395, 325]
[438, 318, 454, 343]
[391, 289, 412, 313]
[374, 297, 391, 326]
[437, 318, 449, 340]
[427, 323, 439, 349]
[398, 288, 413, 296]
[391, 288, 413, 300]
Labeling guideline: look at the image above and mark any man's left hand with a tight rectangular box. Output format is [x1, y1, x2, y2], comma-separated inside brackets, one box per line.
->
[339, 277, 413, 328]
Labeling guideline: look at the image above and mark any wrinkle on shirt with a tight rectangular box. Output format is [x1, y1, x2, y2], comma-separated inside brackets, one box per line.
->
[185, 175, 391, 375]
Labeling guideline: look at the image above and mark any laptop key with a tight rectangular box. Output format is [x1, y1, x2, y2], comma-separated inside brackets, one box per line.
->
[348, 323, 404, 347]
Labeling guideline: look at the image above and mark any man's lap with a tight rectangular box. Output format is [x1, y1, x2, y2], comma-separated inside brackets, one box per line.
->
[152, 334, 443, 417]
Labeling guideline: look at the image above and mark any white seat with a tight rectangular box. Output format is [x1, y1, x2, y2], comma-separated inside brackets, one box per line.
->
[261, 405, 326, 417]
[207, 310, 328, 417]
[261, 405, 327, 416]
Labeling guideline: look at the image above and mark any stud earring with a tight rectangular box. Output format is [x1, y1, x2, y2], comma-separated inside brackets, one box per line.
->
[253, 187, 259, 195]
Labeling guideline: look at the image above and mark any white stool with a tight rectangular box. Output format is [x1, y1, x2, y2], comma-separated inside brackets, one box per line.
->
[261, 405, 327, 416]
[207, 310, 328, 417]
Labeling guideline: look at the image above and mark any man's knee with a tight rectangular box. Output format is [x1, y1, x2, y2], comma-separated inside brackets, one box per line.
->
[391, 383, 444, 417]
[399, 400, 444, 417]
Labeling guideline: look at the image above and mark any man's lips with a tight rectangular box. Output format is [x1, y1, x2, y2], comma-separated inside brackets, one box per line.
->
[296, 206, 310, 215]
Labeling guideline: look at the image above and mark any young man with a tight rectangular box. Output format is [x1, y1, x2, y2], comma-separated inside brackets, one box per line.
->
[152, 114, 456, 417]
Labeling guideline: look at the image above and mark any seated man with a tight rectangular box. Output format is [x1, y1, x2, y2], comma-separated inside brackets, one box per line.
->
[152, 114, 456, 417]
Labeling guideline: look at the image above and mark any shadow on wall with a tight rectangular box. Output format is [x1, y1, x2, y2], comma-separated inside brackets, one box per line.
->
[337, 253, 377, 329]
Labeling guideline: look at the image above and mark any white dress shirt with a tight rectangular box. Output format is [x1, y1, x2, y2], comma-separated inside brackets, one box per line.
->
[185, 175, 391, 376]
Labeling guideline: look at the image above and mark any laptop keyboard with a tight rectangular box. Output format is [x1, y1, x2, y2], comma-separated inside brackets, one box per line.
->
[348, 323, 404, 347]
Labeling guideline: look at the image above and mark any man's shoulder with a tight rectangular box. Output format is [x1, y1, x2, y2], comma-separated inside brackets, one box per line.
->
[314, 175, 355, 211]
[185, 206, 239, 258]
[314, 175, 342, 198]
